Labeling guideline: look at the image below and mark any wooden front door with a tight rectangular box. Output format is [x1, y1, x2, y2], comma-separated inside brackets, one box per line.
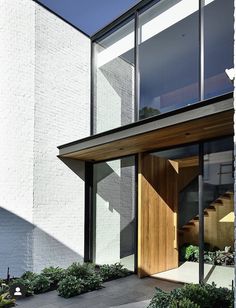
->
[138, 153, 178, 277]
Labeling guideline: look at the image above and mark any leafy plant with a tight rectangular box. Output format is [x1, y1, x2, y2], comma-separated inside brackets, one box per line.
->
[21, 271, 38, 282]
[148, 283, 234, 308]
[57, 276, 83, 298]
[9, 278, 34, 297]
[214, 250, 234, 266]
[98, 263, 130, 281]
[0, 293, 15, 308]
[185, 245, 199, 261]
[148, 288, 172, 308]
[0, 284, 9, 296]
[170, 298, 200, 308]
[31, 274, 51, 294]
[41, 267, 65, 288]
[66, 262, 96, 279]
[82, 273, 103, 291]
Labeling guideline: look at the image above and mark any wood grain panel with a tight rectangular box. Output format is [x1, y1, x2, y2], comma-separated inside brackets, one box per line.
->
[61, 111, 233, 162]
[179, 193, 234, 249]
[178, 166, 199, 192]
[138, 153, 178, 277]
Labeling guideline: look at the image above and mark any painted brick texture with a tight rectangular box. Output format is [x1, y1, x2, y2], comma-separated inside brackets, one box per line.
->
[33, 3, 90, 273]
[0, 0, 91, 276]
[0, 0, 35, 277]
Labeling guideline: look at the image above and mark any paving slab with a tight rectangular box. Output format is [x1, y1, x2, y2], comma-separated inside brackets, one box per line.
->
[16, 275, 182, 308]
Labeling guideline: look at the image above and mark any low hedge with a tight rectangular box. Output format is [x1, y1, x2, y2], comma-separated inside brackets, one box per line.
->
[98, 263, 130, 282]
[0, 262, 130, 301]
[148, 283, 234, 308]
[57, 273, 103, 298]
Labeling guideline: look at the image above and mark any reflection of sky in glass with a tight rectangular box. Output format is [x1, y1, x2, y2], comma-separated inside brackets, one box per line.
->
[138, 0, 233, 119]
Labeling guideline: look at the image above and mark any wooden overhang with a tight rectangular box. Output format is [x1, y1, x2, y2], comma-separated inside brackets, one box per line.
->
[58, 94, 234, 162]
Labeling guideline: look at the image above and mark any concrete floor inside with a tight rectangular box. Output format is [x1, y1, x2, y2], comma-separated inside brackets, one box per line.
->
[152, 261, 234, 289]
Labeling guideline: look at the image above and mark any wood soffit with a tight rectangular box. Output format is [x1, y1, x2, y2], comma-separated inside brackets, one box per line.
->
[58, 101, 234, 162]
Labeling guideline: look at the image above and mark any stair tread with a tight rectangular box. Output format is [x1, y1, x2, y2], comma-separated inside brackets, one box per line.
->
[213, 199, 223, 205]
[220, 194, 232, 200]
[186, 222, 195, 226]
[207, 206, 216, 211]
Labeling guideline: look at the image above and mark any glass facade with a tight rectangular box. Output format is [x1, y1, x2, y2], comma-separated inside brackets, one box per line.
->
[143, 137, 234, 285]
[90, 0, 234, 287]
[204, 0, 234, 99]
[93, 18, 135, 134]
[92, 0, 233, 130]
[93, 156, 136, 271]
[203, 137, 234, 287]
[139, 0, 199, 119]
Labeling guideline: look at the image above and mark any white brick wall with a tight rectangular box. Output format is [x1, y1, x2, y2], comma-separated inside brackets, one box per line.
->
[0, 0, 91, 277]
[0, 0, 35, 277]
[33, 3, 90, 273]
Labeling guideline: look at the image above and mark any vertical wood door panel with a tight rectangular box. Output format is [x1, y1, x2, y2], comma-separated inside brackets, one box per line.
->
[138, 153, 178, 277]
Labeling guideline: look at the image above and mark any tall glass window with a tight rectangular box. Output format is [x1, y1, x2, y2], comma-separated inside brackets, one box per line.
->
[93, 18, 135, 134]
[204, 0, 234, 99]
[93, 156, 136, 271]
[138, 0, 199, 119]
[203, 137, 234, 288]
[92, 0, 234, 129]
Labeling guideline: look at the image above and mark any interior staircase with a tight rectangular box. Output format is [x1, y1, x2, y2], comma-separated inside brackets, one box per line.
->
[178, 191, 234, 249]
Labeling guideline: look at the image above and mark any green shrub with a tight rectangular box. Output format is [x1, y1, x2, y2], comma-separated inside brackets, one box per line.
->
[98, 263, 130, 281]
[182, 244, 235, 266]
[21, 271, 38, 282]
[9, 278, 34, 297]
[170, 298, 200, 308]
[185, 245, 199, 261]
[57, 271, 103, 298]
[0, 284, 9, 296]
[31, 274, 51, 294]
[82, 273, 103, 291]
[148, 288, 172, 308]
[57, 276, 83, 298]
[0, 293, 15, 308]
[41, 267, 65, 288]
[148, 283, 234, 308]
[66, 262, 96, 279]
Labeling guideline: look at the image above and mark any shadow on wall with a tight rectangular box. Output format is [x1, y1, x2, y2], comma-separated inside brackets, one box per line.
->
[0, 207, 82, 278]
[59, 157, 85, 181]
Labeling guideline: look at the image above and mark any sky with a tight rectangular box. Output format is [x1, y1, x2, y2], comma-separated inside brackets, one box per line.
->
[38, 0, 141, 36]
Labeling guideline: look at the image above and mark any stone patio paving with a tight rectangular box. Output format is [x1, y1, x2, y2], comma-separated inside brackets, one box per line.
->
[16, 275, 182, 308]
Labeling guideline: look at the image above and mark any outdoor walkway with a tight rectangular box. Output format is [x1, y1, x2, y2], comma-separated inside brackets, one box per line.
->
[16, 275, 182, 308]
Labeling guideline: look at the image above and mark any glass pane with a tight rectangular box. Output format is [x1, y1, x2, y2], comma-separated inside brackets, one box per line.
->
[204, 0, 234, 99]
[93, 156, 136, 271]
[151, 145, 199, 283]
[203, 137, 234, 288]
[138, 0, 199, 120]
[93, 18, 135, 134]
